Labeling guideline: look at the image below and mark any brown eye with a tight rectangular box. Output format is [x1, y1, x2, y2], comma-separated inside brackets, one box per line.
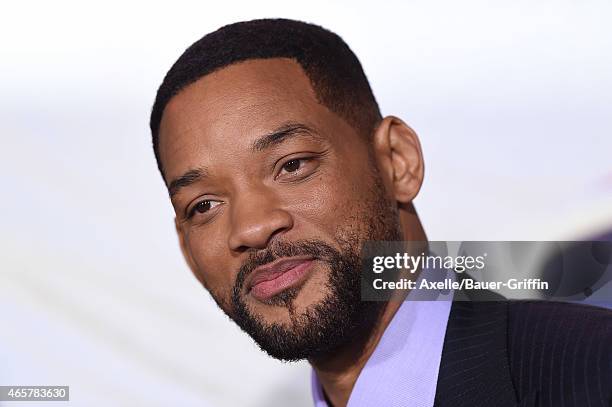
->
[282, 159, 301, 172]
[195, 200, 212, 213]
[188, 199, 221, 219]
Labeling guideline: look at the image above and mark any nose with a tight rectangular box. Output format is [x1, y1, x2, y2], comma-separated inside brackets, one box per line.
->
[227, 188, 293, 252]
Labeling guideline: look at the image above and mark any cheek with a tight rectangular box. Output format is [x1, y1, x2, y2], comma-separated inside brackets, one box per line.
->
[290, 165, 373, 237]
[185, 228, 235, 305]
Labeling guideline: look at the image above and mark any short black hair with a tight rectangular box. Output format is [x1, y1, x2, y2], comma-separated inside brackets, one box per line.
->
[150, 18, 382, 178]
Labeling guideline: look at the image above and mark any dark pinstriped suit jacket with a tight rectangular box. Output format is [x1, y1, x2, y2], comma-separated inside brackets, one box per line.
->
[433, 301, 612, 407]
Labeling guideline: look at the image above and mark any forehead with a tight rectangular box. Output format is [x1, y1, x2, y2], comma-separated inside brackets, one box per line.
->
[158, 58, 343, 183]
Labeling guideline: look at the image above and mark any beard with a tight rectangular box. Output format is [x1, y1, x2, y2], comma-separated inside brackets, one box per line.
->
[220, 172, 402, 361]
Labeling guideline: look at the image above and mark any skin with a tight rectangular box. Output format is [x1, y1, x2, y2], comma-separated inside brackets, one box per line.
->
[158, 58, 426, 407]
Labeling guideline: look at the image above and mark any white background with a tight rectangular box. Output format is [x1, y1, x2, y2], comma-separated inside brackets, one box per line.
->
[1, 1, 611, 406]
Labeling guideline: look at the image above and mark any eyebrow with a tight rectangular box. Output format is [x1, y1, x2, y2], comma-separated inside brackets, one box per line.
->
[251, 123, 320, 151]
[168, 167, 207, 198]
[168, 122, 322, 198]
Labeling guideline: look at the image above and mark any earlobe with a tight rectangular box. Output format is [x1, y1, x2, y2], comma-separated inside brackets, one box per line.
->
[372, 116, 425, 203]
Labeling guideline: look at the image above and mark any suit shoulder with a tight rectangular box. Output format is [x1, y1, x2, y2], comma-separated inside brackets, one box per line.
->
[508, 300, 612, 335]
[507, 301, 612, 352]
[507, 301, 612, 405]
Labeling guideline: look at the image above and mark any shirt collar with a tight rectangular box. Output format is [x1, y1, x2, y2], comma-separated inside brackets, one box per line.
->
[311, 268, 454, 406]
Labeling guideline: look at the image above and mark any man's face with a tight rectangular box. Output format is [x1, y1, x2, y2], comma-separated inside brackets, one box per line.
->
[158, 58, 402, 360]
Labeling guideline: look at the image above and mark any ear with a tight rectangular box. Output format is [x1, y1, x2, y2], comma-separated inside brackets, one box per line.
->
[372, 116, 425, 203]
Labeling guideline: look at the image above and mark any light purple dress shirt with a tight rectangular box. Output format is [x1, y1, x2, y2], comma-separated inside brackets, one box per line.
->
[311, 270, 454, 407]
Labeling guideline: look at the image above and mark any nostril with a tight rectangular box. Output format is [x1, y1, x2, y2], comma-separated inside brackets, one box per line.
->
[228, 207, 294, 252]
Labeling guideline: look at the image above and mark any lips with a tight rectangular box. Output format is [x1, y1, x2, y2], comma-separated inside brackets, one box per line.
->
[246, 256, 315, 301]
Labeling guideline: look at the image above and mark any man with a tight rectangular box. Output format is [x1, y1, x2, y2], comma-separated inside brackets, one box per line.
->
[150, 19, 612, 406]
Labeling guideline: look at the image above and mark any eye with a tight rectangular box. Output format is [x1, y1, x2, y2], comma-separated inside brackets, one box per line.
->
[282, 159, 302, 173]
[274, 155, 322, 181]
[188, 199, 222, 218]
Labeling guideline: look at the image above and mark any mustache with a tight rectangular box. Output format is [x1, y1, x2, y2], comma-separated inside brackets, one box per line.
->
[233, 239, 339, 294]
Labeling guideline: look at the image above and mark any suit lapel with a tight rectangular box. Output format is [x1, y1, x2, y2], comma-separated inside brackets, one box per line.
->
[434, 301, 518, 407]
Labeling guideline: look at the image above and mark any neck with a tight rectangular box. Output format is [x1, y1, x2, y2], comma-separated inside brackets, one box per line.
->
[309, 299, 403, 407]
[310, 205, 426, 407]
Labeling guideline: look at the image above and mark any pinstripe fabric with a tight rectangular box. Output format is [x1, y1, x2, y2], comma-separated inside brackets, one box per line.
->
[508, 302, 612, 407]
[434, 301, 612, 407]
